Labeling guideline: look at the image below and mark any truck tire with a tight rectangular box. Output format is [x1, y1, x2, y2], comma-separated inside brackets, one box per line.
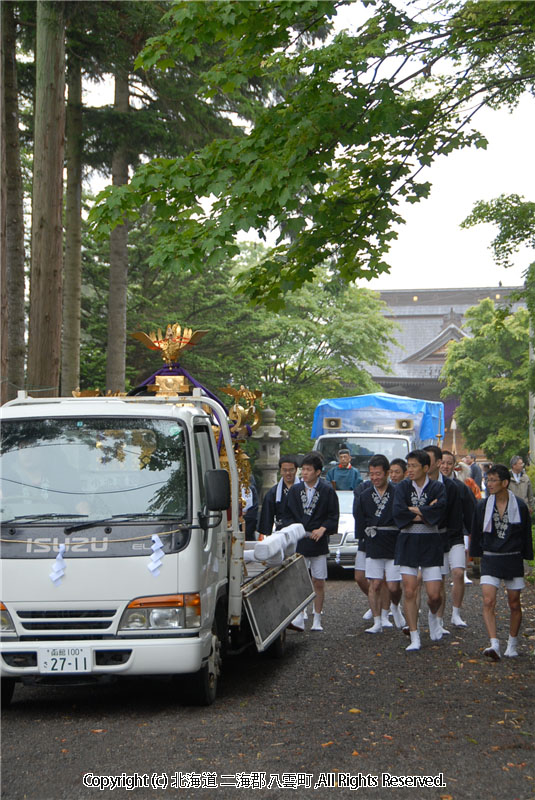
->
[1, 678, 15, 709]
[265, 628, 287, 659]
[174, 626, 222, 706]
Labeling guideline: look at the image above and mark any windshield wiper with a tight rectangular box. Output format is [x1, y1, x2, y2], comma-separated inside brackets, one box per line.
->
[2, 513, 89, 525]
[64, 513, 185, 534]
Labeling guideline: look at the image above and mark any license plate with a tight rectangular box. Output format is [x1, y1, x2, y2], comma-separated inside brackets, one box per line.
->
[38, 647, 91, 673]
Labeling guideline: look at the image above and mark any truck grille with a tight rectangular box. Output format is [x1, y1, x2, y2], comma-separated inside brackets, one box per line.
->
[15, 608, 117, 637]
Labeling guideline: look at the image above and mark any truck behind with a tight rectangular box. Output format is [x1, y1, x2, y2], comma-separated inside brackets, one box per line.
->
[312, 392, 444, 477]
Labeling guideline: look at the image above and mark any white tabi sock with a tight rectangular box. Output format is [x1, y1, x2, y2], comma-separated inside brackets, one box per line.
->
[406, 630, 421, 651]
[451, 607, 467, 627]
[390, 603, 406, 629]
[381, 609, 393, 628]
[484, 638, 501, 661]
[437, 615, 450, 635]
[504, 635, 519, 658]
[366, 616, 383, 634]
[428, 610, 443, 641]
[311, 612, 323, 631]
[291, 611, 305, 631]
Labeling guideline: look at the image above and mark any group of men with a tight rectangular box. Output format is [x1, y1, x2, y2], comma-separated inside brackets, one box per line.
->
[353, 446, 471, 651]
[256, 446, 533, 658]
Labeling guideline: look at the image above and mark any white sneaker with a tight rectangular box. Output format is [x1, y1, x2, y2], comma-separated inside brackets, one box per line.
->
[303, 608, 308, 620]
[464, 575, 473, 584]
[451, 613, 468, 628]
[362, 608, 373, 620]
[311, 613, 323, 631]
[381, 612, 393, 629]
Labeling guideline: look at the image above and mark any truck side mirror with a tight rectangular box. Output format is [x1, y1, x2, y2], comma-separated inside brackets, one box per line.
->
[204, 469, 230, 511]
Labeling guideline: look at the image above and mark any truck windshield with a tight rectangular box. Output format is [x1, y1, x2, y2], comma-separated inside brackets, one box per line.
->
[317, 436, 409, 473]
[0, 417, 188, 523]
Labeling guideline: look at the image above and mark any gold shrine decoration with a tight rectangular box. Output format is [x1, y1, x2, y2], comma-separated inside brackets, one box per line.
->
[213, 384, 263, 497]
[147, 375, 191, 397]
[218, 440, 252, 491]
[131, 324, 208, 365]
[73, 389, 126, 397]
[219, 385, 263, 436]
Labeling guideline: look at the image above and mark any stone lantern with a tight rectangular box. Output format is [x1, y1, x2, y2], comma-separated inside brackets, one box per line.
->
[252, 407, 289, 502]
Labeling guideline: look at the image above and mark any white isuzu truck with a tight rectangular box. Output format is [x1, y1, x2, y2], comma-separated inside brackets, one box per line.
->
[0, 386, 313, 708]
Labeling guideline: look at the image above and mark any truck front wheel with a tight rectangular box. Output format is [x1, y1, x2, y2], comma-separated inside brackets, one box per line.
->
[1, 678, 15, 709]
[174, 627, 222, 706]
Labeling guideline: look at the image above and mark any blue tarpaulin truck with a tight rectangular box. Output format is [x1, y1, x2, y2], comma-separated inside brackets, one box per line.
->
[312, 393, 444, 476]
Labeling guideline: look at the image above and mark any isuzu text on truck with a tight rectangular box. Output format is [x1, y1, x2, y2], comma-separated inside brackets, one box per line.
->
[0, 325, 313, 708]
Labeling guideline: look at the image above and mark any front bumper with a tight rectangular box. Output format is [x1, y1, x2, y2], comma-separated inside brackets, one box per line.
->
[0, 631, 212, 678]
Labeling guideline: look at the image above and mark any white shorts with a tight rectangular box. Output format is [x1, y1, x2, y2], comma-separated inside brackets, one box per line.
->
[354, 549, 366, 571]
[305, 554, 328, 580]
[441, 543, 466, 575]
[365, 557, 401, 582]
[480, 575, 525, 591]
[400, 565, 442, 582]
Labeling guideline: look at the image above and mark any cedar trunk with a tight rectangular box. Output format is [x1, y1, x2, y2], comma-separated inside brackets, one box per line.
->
[0, 3, 7, 404]
[3, 1, 26, 401]
[27, 0, 65, 397]
[61, 53, 82, 395]
[105, 70, 129, 393]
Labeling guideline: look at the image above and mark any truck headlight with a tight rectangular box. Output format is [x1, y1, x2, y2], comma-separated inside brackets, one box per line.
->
[119, 594, 200, 631]
[0, 602, 15, 633]
[149, 608, 183, 628]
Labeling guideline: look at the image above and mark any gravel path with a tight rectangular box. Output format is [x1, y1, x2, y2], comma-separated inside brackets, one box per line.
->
[2, 573, 534, 800]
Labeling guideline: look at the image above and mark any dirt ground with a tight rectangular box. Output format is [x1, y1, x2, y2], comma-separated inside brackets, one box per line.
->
[264, 570, 535, 800]
[1, 571, 534, 800]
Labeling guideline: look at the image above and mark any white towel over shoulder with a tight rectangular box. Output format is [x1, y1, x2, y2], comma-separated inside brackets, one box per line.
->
[483, 490, 521, 532]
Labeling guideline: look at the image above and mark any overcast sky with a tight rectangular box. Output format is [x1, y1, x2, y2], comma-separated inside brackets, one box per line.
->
[362, 98, 534, 292]
[334, 2, 534, 292]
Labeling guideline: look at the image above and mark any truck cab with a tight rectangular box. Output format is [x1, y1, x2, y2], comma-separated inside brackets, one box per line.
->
[1, 390, 313, 708]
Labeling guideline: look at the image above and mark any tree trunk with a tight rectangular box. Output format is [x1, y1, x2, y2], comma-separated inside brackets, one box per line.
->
[61, 51, 82, 395]
[105, 69, 129, 393]
[0, 3, 7, 404]
[3, 1, 26, 401]
[27, 0, 65, 398]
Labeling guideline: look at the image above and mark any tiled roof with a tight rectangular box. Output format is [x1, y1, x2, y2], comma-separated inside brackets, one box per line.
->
[371, 286, 525, 382]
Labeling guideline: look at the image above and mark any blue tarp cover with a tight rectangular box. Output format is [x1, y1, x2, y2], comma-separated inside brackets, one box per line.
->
[311, 393, 444, 441]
